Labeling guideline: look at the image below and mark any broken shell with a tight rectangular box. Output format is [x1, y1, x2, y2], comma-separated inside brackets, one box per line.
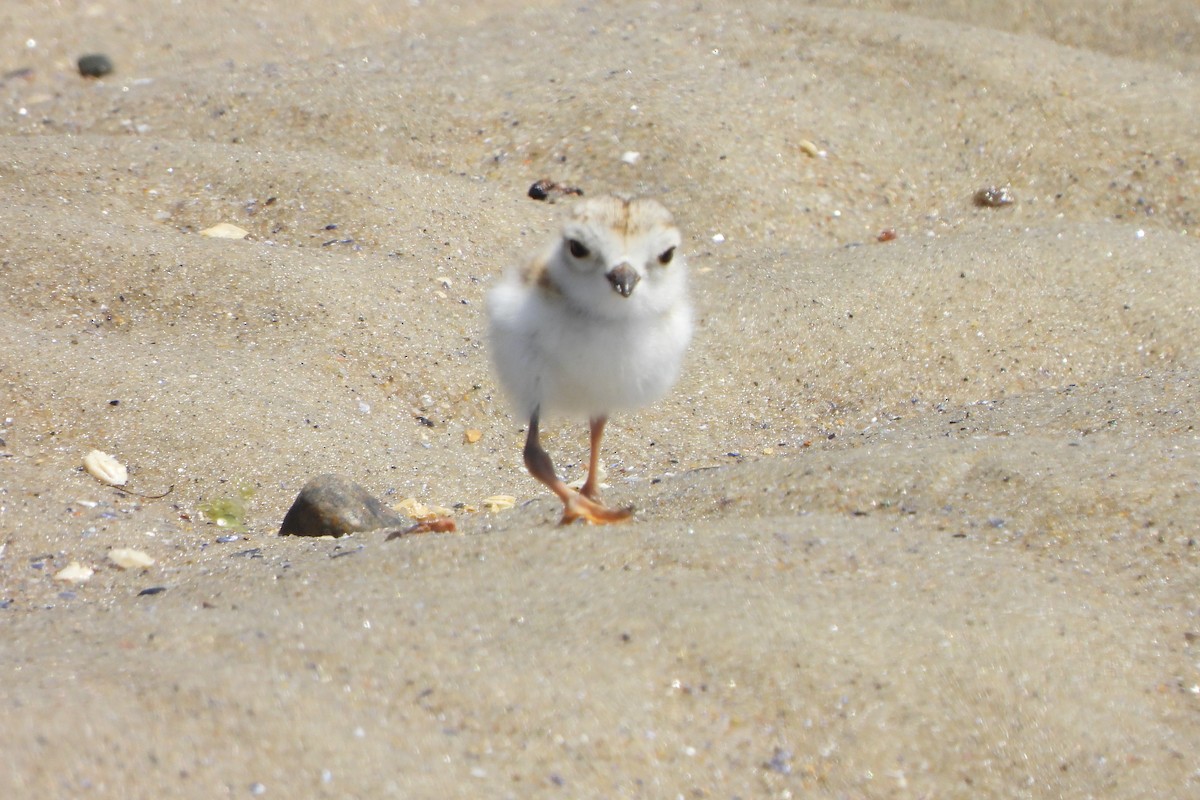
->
[84, 449, 128, 486]
[108, 548, 155, 570]
[200, 222, 249, 239]
[797, 139, 825, 158]
[464, 428, 483, 444]
[482, 494, 516, 512]
[396, 497, 454, 520]
[54, 562, 94, 583]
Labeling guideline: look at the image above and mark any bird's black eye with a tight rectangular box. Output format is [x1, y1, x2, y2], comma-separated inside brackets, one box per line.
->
[658, 246, 675, 265]
[568, 239, 590, 259]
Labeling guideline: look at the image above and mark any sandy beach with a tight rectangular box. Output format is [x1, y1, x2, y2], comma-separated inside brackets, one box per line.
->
[2, 1, 1199, 797]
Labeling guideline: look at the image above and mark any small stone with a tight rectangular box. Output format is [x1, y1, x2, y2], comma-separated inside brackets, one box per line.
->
[973, 186, 1015, 207]
[527, 180, 583, 202]
[77, 53, 114, 78]
[764, 747, 793, 774]
[230, 548, 263, 559]
[278, 474, 406, 537]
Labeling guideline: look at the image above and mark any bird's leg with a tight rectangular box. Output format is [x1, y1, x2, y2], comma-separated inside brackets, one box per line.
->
[579, 416, 608, 501]
[522, 409, 632, 526]
[522, 410, 575, 508]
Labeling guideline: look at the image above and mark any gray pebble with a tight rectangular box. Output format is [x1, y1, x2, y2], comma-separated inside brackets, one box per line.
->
[77, 54, 114, 78]
[278, 474, 405, 537]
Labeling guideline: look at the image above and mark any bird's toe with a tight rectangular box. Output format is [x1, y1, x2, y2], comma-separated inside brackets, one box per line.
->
[559, 493, 634, 526]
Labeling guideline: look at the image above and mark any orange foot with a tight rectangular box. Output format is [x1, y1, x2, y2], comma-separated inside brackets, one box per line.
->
[559, 492, 634, 526]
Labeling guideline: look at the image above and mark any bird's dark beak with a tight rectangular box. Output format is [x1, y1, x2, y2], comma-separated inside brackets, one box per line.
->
[606, 263, 640, 298]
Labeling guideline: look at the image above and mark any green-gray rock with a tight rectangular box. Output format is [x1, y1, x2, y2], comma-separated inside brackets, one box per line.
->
[77, 54, 114, 78]
[278, 474, 404, 537]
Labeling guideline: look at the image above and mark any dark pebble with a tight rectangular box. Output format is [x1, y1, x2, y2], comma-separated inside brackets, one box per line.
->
[973, 186, 1014, 207]
[216, 534, 240, 543]
[278, 474, 405, 537]
[528, 179, 583, 202]
[138, 586, 167, 596]
[77, 53, 114, 78]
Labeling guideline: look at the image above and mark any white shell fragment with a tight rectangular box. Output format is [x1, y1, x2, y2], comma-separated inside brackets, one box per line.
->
[200, 222, 249, 239]
[83, 450, 128, 486]
[482, 495, 516, 512]
[396, 497, 454, 520]
[108, 548, 155, 570]
[620, 151, 641, 165]
[54, 562, 94, 583]
[798, 139, 826, 158]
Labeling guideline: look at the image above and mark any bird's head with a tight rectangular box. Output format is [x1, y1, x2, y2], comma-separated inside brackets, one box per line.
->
[553, 195, 685, 318]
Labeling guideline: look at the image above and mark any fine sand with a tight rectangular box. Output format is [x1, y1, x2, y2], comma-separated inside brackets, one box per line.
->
[2, 1, 1199, 797]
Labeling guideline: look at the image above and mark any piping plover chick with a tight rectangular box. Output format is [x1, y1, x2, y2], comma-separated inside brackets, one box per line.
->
[487, 195, 692, 525]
